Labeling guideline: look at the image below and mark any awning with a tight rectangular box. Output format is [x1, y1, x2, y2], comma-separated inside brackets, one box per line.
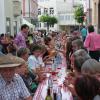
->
[22, 18, 34, 29]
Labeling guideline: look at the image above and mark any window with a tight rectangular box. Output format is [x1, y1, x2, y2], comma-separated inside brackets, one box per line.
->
[38, 8, 41, 15]
[50, 8, 54, 15]
[50, 24, 54, 27]
[65, 15, 68, 20]
[39, 22, 41, 27]
[44, 8, 48, 14]
[13, 21, 17, 35]
[44, 23, 47, 27]
[6, 17, 11, 34]
[37, 22, 41, 28]
[66, 15, 70, 20]
[59, 15, 64, 20]
[36, 23, 39, 28]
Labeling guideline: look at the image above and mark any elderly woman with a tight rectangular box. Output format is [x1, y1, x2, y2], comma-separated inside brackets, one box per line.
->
[16, 62, 38, 96]
[81, 59, 100, 81]
[17, 47, 30, 61]
[64, 49, 91, 98]
[71, 49, 91, 74]
[17, 47, 38, 94]
[72, 39, 84, 52]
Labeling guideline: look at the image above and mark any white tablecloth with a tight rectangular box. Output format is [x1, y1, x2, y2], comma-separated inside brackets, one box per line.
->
[33, 53, 73, 100]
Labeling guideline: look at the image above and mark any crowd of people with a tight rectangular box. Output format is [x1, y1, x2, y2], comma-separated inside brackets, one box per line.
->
[0, 24, 100, 100]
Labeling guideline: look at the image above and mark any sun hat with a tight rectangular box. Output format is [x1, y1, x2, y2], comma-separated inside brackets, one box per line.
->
[0, 54, 25, 68]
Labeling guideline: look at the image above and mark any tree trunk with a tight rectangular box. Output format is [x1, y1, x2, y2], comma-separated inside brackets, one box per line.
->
[47, 23, 49, 33]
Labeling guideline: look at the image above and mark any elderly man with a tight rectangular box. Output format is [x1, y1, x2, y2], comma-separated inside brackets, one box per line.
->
[0, 55, 32, 100]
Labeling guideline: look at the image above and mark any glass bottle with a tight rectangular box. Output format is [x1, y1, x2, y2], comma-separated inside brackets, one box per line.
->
[45, 88, 52, 100]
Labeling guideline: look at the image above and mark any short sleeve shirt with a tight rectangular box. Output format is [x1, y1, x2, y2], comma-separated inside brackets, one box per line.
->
[28, 55, 44, 70]
[0, 74, 30, 100]
[14, 32, 26, 48]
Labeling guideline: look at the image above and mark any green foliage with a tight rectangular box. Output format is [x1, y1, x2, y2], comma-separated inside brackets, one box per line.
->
[49, 16, 58, 25]
[40, 15, 58, 32]
[74, 5, 84, 24]
[40, 15, 58, 25]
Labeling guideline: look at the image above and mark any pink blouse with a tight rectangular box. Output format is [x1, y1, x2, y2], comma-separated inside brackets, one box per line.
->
[84, 32, 100, 51]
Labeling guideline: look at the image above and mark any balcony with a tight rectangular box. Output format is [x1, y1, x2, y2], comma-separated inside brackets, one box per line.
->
[13, 0, 21, 17]
[73, 0, 83, 7]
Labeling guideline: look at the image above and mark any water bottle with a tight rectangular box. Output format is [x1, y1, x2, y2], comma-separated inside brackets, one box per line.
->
[48, 76, 53, 88]
[55, 54, 62, 65]
[57, 87, 62, 100]
[52, 58, 57, 71]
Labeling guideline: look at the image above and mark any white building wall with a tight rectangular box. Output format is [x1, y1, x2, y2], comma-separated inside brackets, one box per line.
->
[56, 0, 77, 26]
[38, 0, 85, 31]
[38, 0, 58, 31]
[0, 0, 5, 34]
[4, 0, 14, 35]
[0, 0, 21, 35]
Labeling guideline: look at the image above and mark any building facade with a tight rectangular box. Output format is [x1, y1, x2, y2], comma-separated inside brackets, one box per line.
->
[37, 0, 84, 33]
[92, 0, 100, 33]
[0, 0, 22, 35]
[37, 0, 58, 31]
[57, 0, 77, 32]
[0, 0, 38, 35]
[22, 0, 38, 30]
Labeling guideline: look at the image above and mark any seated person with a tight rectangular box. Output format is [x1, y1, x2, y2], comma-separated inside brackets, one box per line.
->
[72, 39, 84, 52]
[0, 54, 32, 100]
[16, 62, 38, 96]
[81, 59, 100, 81]
[64, 49, 91, 98]
[74, 75, 100, 100]
[17, 47, 30, 61]
[28, 44, 45, 74]
[7, 36, 17, 55]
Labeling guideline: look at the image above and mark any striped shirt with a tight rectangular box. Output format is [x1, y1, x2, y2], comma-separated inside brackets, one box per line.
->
[0, 74, 30, 100]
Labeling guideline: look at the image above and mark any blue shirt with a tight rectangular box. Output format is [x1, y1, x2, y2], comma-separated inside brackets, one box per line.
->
[81, 28, 87, 37]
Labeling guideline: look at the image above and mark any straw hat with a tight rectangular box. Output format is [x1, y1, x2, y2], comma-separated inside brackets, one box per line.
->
[0, 54, 25, 68]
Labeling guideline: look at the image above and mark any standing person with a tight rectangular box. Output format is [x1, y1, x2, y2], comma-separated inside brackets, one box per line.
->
[84, 25, 100, 61]
[0, 55, 32, 100]
[80, 26, 87, 42]
[14, 24, 29, 49]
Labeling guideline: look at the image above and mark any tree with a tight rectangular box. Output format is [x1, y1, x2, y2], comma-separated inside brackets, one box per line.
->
[74, 5, 85, 24]
[40, 15, 58, 32]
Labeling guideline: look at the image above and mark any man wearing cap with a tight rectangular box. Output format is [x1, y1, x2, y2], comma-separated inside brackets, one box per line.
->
[0, 55, 32, 100]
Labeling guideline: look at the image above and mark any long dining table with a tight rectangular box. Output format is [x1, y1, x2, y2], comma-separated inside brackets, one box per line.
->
[33, 53, 73, 100]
